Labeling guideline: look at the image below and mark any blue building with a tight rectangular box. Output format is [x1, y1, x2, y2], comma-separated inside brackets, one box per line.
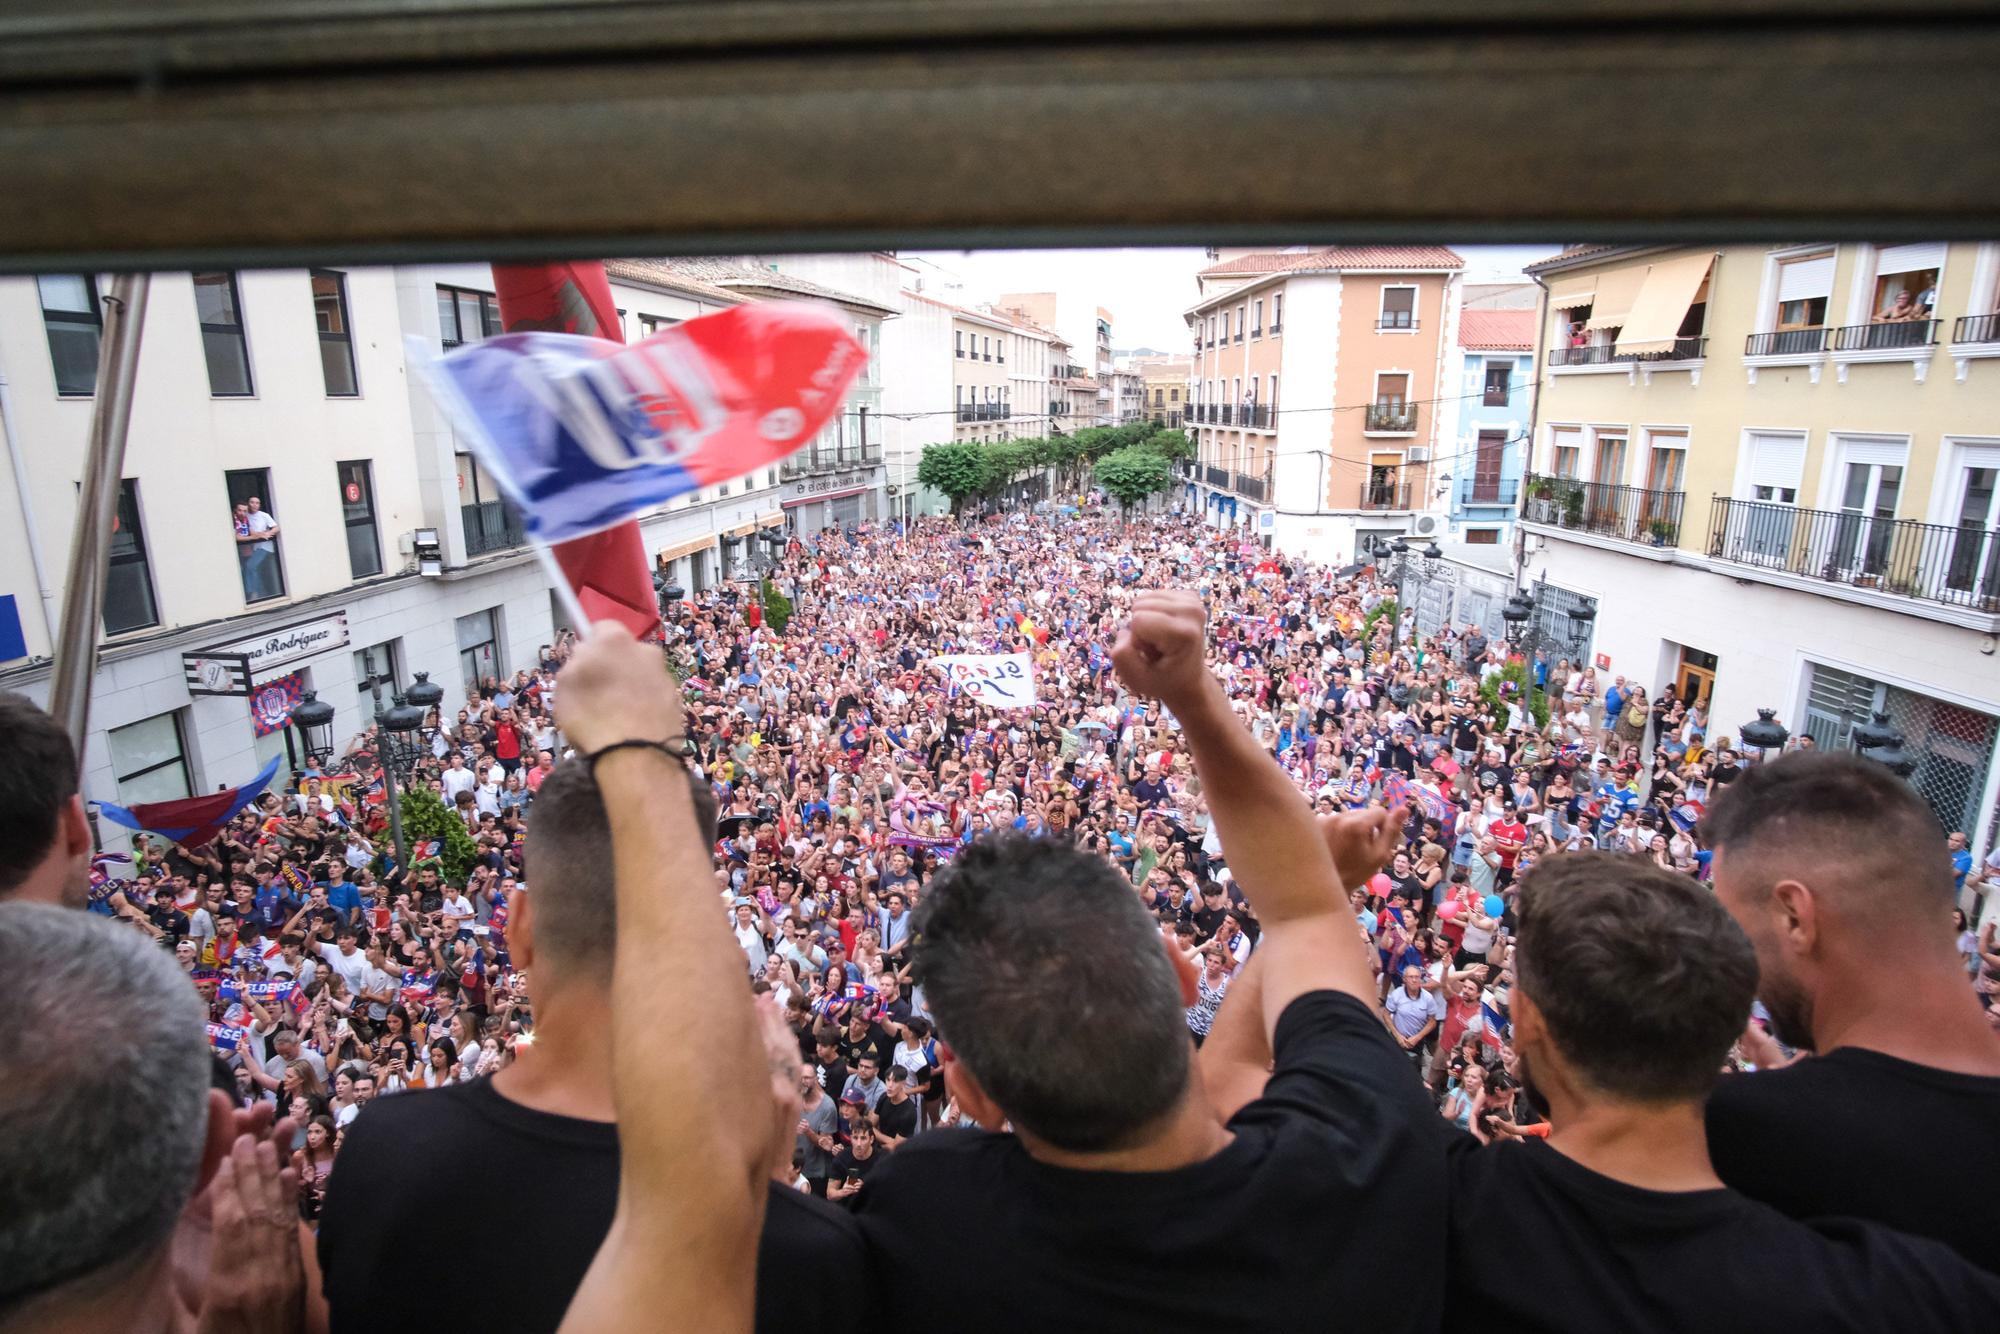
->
[1447, 306, 1536, 547]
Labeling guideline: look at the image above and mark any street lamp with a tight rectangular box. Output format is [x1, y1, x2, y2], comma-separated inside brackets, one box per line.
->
[361, 654, 444, 870]
[1739, 708, 1790, 760]
[289, 692, 336, 767]
[1853, 710, 1919, 777]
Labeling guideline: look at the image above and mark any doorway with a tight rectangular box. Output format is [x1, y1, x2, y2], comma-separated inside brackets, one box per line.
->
[1677, 646, 1717, 710]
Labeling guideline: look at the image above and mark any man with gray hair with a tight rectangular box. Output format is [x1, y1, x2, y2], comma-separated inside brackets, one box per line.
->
[0, 902, 304, 1332]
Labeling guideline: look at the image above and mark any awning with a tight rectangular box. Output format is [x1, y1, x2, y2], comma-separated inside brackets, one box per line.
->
[1548, 277, 1596, 310]
[1583, 265, 1648, 329]
[723, 519, 760, 538]
[756, 512, 785, 529]
[1615, 254, 1714, 354]
[655, 535, 717, 563]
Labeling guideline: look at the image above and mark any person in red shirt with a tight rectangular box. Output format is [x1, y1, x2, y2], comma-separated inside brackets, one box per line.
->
[493, 710, 523, 776]
[1487, 804, 1528, 885]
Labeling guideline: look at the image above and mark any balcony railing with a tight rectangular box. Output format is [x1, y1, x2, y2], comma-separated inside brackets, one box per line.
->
[1269, 321, 1282, 334]
[1708, 497, 2000, 610]
[1550, 337, 1709, 367]
[1360, 480, 1412, 510]
[1954, 313, 2000, 344]
[461, 499, 526, 556]
[1234, 468, 1272, 504]
[1203, 463, 1229, 488]
[1745, 328, 1829, 357]
[1830, 319, 1938, 352]
[1365, 403, 1418, 433]
[1458, 477, 1521, 507]
[1241, 404, 1273, 430]
[1216, 404, 1235, 426]
[1522, 473, 1685, 546]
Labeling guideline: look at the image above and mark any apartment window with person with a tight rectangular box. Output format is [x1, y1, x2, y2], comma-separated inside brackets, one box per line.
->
[338, 460, 383, 579]
[103, 478, 159, 635]
[456, 607, 501, 691]
[1483, 362, 1511, 406]
[225, 468, 286, 603]
[107, 712, 192, 807]
[437, 286, 503, 348]
[1379, 286, 1417, 330]
[37, 274, 102, 395]
[193, 272, 254, 396]
[312, 269, 359, 396]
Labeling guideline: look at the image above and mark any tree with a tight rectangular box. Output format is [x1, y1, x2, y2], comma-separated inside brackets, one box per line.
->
[1141, 428, 1193, 463]
[916, 442, 987, 513]
[759, 577, 794, 633]
[395, 783, 482, 887]
[1094, 446, 1173, 511]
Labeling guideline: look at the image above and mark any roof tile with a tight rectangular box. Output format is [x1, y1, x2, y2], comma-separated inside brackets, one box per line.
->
[1457, 308, 1537, 351]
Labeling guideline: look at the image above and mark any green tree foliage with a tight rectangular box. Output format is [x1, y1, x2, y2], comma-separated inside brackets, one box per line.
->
[1094, 446, 1173, 510]
[1142, 428, 1193, 462]
[1480, 657, 1552, 730]
[759, 578, 794, 633]
[1361, 597, 1399, 645]
[915, 442, 988, 512]
[395, 782, 481, 887]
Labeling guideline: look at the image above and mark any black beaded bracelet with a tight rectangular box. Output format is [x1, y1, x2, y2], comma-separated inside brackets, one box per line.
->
[583, 737, 694, 778]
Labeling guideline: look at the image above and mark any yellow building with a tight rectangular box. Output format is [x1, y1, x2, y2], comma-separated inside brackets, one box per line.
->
[1522, 241, 2000, 873]
[1134, 355, 1192, 427]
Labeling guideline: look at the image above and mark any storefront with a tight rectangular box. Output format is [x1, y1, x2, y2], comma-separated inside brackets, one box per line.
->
[783, 466, 883, 535]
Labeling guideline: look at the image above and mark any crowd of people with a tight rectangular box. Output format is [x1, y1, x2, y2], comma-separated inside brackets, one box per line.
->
[3, 504, 1999, 1334]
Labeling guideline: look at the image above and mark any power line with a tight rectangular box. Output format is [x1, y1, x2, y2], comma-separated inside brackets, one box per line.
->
[851, 379, 1549, 425]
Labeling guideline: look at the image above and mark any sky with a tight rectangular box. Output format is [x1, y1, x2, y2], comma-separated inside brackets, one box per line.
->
[905, 244, 1561, 351]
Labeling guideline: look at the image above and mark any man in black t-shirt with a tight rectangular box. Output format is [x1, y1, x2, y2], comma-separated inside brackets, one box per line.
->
[318, 762, 867, 1334]
[1701, 751, 2000, 1274]
[872, 1068, 921, 1149]
[1438, 852, 1999, 1328]
[855, 593, 1442, 1333]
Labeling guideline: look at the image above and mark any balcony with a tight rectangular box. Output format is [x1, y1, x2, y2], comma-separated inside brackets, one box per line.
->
[1708, 497, 1999, 611]
[1954, 312, 2000, 345]
[1523, 473, 1685, 547]
[1269, 321, 1282, 334]
[1233, 468, 1272, 504]
[1745, 328, 1829, 357]
[1831, 319, 1937, 352]
[1204, 463, 1229, 488]
[1216, 404, 1235, 426]
[1360, 480, 1413, 511]
[1241, 404, 1273, 430]
[1457, 477, 1520, 508]
[1364, 402, 1418, 434]
[461, 499, 526, 556]
[1549, 337, 1708, 367]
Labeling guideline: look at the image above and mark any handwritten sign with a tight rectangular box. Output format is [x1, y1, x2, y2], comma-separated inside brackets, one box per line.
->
[932, 653, 1036, 708]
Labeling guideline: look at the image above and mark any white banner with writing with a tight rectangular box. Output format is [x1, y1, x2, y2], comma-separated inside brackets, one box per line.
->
[931, 653, 1036, 708]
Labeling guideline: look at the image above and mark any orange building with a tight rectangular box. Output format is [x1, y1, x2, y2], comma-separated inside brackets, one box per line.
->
[1183, 245, 1464, 562]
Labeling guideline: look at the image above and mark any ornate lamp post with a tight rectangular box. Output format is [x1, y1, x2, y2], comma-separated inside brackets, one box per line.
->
[1739, 708, 1790, 761]
[1853, 710, 1918, 778]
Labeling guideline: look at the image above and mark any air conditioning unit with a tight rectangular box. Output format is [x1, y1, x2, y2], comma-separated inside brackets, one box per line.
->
[1406, 445, 1432, 462]
[1410, 513, 1445, 538]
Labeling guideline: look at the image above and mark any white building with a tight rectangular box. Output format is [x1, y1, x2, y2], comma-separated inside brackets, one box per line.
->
[0, 259, 887, 845]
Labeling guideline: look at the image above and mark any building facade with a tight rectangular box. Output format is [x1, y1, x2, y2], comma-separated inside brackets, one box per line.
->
[952, 308, 1015, 442]
[1520, 240, 2000, 874]
[0, 258, 889, 845]
[1184, 245, 1465, 560]
[1134, 355, 1192, 427]
[1448, 305, 1537, 546]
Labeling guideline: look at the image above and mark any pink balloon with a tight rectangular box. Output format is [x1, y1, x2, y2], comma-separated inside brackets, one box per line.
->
[1367, 874, 1393, 896]
[1437, 900, 1462, 920]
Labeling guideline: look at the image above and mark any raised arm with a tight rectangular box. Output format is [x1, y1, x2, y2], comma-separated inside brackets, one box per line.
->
[1112, 591, 1393, 1031]
[553, 625, 769, 1334]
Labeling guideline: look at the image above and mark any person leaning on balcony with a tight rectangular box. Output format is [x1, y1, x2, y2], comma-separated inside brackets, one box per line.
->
[1876, 289, 1926, 323]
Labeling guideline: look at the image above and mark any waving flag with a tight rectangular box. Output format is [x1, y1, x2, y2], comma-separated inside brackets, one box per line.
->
[417, 303, 865, 547]
[250, 672, 304, 737]
[205, 1023, 242, 1054]
[95, 755, 283, 849]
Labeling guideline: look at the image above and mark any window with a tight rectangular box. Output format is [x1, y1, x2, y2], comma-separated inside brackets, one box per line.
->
[338, 460, 382, 579]
[1472, 430, 1506, 502]
[437, 285, 503, 348]
[194, 272, 254, 396]
[1252, 299, 1263, 335]
[639, 313, 680, 337]
[104, 478, 159, 635]
[312, 270, 359, 396]
[456, 607, 501, 691]
[225, 468, 286, 603]
[955, 330, 964, 357]
[1593, 434, 1628, 488]
[1221, 311, 1230, 341]
[1379, 286, 1417, 330]
[1235, 306, 1246, 341]
[1770, 250, 1834, 344]
[1869, 243, 1943, 324]
[354, 640, 401, 698]
[1483, 363, 1511, 406]
[108, 712, 192, 807]
[1551, 427, 1583, 479]
[1375, 372, 1409, 409]
[1268, 373, 1278, 413]
[38, 274, 102, 395]
[1271, 292, 1283, 331]
[1645, 432, 1688, 493]
[1169, 386, 1180, 402]
[1465, 529, 1501, 545]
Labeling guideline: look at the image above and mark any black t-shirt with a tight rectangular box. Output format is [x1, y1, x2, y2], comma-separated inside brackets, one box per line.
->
[853, 990, 1446, 1333]
[839, 1023, 894, 1074]
[873, 1094, 920, 1143]
[1706, 1048, 2000, 1275]
[816, 1054, 850, 1102]
[1191, 903, 1229, 941]
[1442, 1133, 2000, 1329]
[1451, 718, 1482, 752]
[318, 1076, 870, 1334]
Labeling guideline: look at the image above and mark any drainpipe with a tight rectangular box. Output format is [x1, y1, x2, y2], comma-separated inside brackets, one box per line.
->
[1519, 273, 1554, 592]
[0, 363, 60, 657]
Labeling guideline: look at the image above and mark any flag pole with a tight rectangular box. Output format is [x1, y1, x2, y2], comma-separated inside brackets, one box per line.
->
[50, 273, 150, 755]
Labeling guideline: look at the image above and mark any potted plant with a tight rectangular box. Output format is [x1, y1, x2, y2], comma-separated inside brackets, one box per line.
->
[1647, 518, 1675, 546]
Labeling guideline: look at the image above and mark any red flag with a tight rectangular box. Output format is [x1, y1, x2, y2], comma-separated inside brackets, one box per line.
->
[491, 262, 661, 640]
